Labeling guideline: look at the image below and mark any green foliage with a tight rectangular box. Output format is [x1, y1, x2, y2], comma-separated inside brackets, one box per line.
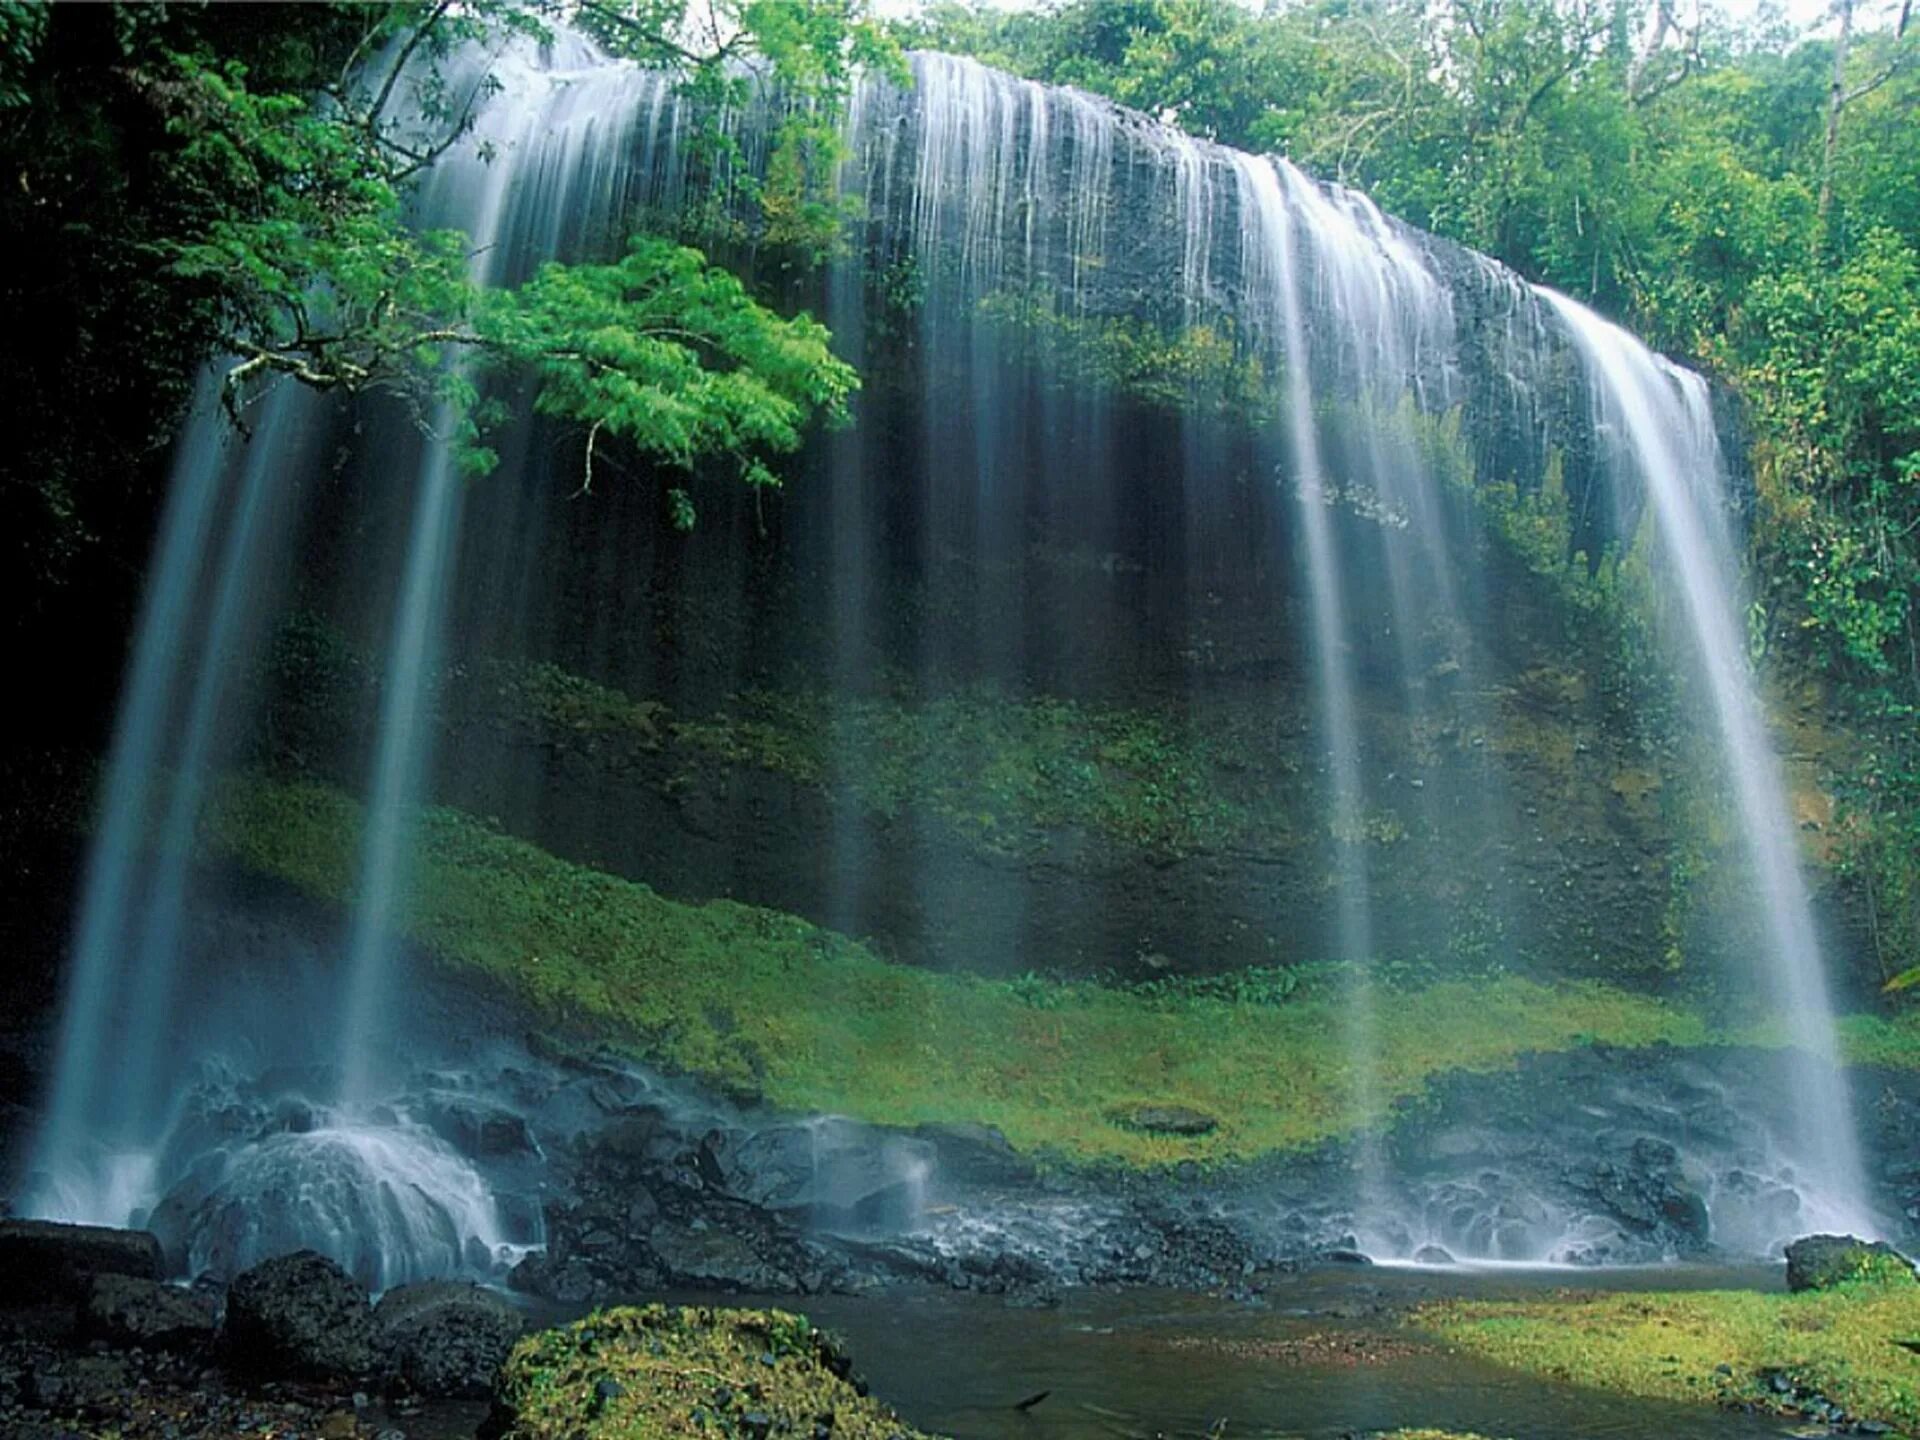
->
[0, 1, 44, 108]
[973, 287, 1273, 416]
[1127, 964, 1305, 1009]
[477, 237, 855, 489]
[1835, 1008, 1920, 1067]
[150, 8, 860, 506]
[582, 0, 904, 262]
[0, 0, 872, 565]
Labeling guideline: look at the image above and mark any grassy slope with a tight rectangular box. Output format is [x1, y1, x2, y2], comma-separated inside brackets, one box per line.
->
[1416, 1284, 1920, 1435]
[204, 774, 1920, 1166]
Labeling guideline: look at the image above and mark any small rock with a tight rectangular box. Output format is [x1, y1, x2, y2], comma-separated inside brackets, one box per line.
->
[1107, 1105, 1218, 1137]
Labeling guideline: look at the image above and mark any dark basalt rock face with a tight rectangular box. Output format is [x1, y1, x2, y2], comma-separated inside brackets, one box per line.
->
[375, 1279, 527, 1398]
[79, 1273, 217, 1351]
[229, 49, 1736, 1002]
[222, 1250, 376, 1381]
[0, 1219, 164, 1304]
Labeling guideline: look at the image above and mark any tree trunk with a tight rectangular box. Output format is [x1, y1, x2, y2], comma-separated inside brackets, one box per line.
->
[1818, 0, 1855, 232]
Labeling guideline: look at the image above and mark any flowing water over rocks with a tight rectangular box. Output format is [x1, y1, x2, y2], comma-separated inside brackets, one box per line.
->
[9, 34, 1891, 1295]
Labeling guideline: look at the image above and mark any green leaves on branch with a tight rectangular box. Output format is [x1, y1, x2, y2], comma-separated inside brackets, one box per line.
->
[137, 0, 868, 524]
[0, 1, 46, 109]
[473, 238, 856, 513]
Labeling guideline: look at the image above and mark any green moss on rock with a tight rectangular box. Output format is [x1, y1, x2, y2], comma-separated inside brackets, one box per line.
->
[1786, 1234, 1919, 1293]
[1415, 1286, 1920, 1435]
[669, 686, 1257, 859]
[201, 772, 1730, 1165]
[491, 1306, 935, 1440]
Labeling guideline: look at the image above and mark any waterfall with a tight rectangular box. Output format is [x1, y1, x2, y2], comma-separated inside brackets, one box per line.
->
[1541, 290, 1876, 1235]
[26, 382, 316, 1225]
[22, 36, 670, 1281]
[1232, 152, 1384, 1211]
[23, 40, 1876, 1279]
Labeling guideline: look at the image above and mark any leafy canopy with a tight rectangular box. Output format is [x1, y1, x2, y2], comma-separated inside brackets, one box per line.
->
[52, 1, 885, 527]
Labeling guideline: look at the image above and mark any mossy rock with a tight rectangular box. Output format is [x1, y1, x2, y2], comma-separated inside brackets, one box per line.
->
[1416, 1283, 1920, 1433]
[489, 1305, 938, 1440]
[1108, 1103, 1220, 1136]
[1785, 1234, 1918, 1293]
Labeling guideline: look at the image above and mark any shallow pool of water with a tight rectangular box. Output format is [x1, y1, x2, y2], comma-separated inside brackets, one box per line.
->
[653, 1266, 1802, 1440]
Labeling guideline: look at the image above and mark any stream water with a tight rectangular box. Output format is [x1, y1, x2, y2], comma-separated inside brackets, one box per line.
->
[494, 1269, 1804, 1440]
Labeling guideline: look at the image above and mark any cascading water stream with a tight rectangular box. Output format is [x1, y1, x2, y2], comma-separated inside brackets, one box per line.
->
[24, 36, 668, 1284]
[332, 110, 520, 1110]
[27, 379, 317, 1225]
[1232, 152, 1387, 1216]
[1541, 290, 1876, 1234]
[24, 40, 1878, 1287]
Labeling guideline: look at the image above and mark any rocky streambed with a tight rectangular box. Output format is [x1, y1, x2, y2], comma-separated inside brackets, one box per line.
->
[4, 1215, 1906, 1440]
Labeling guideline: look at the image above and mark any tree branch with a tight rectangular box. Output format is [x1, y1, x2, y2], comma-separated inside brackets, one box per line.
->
[574, 0, 741, 68]
[575, 416, 605, 496]
[367, 0, 456, 134]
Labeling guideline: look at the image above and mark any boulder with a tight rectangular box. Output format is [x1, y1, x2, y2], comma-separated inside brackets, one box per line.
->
[1108, 1105, 1218, 1137]
[79, 1273, 217, 1350]
[1784, 1234, 1917, 1293]
[417, 1096, 538, 1159]
[488, 1305, 925, 1440]
[0, 1219, 163, 1305]
[712, 1122, 935, 1230]
[646, 1221, 813, 1293]
[224, 1250, 376, 1380]
[914, 1121, 1036, 1188]
[375, 1280, 526, 1398]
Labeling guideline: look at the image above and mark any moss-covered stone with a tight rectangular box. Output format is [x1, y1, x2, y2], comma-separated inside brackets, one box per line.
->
[1786, 1234, 1918, 1293]
[491, 1305, 935, 1440]
[1415, 1285, 1920, 1435]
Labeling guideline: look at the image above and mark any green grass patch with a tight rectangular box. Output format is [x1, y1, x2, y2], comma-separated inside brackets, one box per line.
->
[1838, 1009, 1920, 1070]
[1416, 1285, 1920, 1435]
[201, 773, 1733, 1165]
